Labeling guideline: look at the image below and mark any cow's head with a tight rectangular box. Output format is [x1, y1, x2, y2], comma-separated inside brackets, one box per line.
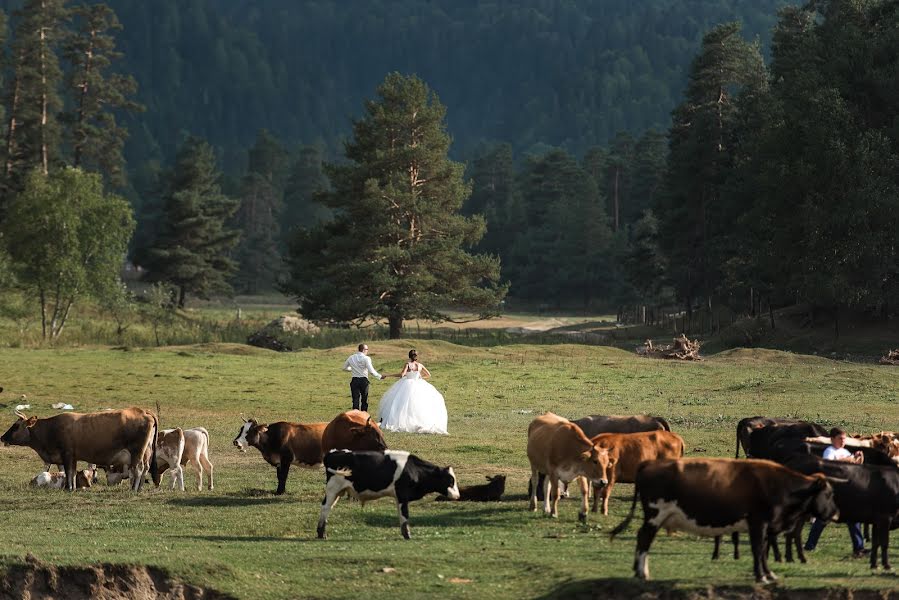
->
[872, 432, 899, 460]
[1, 412, 38, 446]
[580, 445, 615, 488]
[233, 418, 265, 451]
[486, 474, 507, 485]
[806, 474, 840, 522]
[441, 466, 460, 500]
[106, 465, 129, 486]
[350, 416, 388, 451]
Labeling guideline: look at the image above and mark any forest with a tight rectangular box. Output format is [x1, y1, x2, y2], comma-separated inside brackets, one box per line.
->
[0, 0, 896, 340]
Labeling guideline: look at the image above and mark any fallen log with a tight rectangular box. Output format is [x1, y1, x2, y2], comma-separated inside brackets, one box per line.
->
[881, 349, 899, 366]
[637, 334, 702, 361]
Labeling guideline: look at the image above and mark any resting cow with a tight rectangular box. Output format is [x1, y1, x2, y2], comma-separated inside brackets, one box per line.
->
[590, 430, 684, 515]
[31, 468, 95, 490]
[317, 449, 459, 539]
[320, 410, 387, 457]
[233, 417, 327, 495]
[1, 408, 158, 491]
[610, 457, 840, 583]
[526, 412, 615, 521]
[436, 474, 506, 502]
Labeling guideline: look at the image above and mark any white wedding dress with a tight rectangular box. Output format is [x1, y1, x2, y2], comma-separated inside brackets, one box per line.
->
[378, 367, 448, 434]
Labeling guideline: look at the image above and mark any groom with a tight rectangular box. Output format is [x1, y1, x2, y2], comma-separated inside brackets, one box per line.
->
[342, 343, 384, 412]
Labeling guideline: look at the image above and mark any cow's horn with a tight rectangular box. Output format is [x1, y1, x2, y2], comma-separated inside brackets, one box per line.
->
[14, 410, 26, 419]
[366, 416, 372, 426]
[825, 476, 849, 485]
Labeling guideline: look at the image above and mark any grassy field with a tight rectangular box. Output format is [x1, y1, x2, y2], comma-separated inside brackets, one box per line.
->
[0, 340, 898, 598]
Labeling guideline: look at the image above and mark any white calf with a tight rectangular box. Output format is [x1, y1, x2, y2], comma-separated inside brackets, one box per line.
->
[32, 468, 94, 489]
[180, 427, 214, 491]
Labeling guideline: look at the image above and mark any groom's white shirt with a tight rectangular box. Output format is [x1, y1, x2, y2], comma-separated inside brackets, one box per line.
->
[343, 352, 381, 379]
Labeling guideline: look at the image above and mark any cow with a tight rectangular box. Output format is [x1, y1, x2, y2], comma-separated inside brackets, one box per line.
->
[610, 457, 840, 583]
[233, 417, 327, 495]
[320, 410, 387, 457]
[526, 412, 615, 522]
[735, 417, 822, 458]
[31, 468, 95, 490]
[767, 437, 896, 467]
[106, 428, 185, 489]
[174, 427, 214, 491]
[436, 475, 506, 502]
[316, 449, 460, 539]
[804, 432, 899, 464]
[532, 414, 671, 500]
[590, 430, 685, 515]
[1, 408, 158, 491]
[747, 422, 830, 461]
[783, 454, 899, 570]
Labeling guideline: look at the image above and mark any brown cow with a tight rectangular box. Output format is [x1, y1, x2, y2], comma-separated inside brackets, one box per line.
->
[591, 430, 685, 515]
[321, 410, 387, 457]
[233, 418, 327, 495]
[526, 412, 615, 521]
[2, 408, 157, 491]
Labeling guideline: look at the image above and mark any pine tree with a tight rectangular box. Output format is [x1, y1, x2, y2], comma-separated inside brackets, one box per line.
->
[4, 0, 68, 192]
[62, 2, 142, 187]
[465, 143, 518, 257]
[282, 73, 507, 338]
[143, 136, 240, 307]
[281, 145, 330, 245]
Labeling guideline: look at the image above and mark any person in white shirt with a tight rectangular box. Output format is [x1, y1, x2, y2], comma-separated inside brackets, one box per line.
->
[804, 427, 867, 557]
[343, 343, 384, 412]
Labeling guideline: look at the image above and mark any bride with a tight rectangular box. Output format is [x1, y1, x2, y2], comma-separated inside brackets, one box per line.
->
[378, 349, 448, 434]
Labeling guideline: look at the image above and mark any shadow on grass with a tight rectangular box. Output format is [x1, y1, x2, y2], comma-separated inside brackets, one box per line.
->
[358, 503, 523, 529]
[174, 534, 316, 544]
[165, 489, 287, 507]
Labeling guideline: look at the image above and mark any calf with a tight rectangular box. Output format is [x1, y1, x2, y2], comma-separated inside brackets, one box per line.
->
[177, 427, 214, 491]
[233, 417, 327, 494]
[526, 412, 615, 521]
[317, 449, 460, 539]
[436, 475, 506, 502]
[590, 430, 685, 515]
[321, 410, 387, 457]
[610, 458, 839, 583]
[107, 428, 185, 489]
[31, 468, 94, 490]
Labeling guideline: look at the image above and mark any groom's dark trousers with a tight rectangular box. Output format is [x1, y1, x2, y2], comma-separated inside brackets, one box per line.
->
[350, 377, 370, 412]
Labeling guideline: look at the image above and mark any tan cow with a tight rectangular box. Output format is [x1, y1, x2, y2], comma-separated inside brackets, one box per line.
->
[526, 412, 615, 521]
[590, 430, 685, 515]
[2, 408, 157, 491]
[321, 410, 387, 458]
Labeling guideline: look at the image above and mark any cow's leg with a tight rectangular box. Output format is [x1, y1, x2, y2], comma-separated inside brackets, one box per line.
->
[397, 501, 411, 539]
[63, 454, 77, 492]
[577, 477, 589, 522]
[549, 476, 561, 518]
[541, 473, 552, 514]
[712, 535, 721, 560]
[529, 467, 539, 511]
[170, 464, 184, 491]
[882, 524, 891, 571]
[275, 453, 293, 495]
[732, 532, 740, 560]
[199, 453, 214, 491]
[749, 520, 774, 583]
[634, 523, 658, 580]
[601, 480, 613, 516]
[317, 477, 347, 539]
[769, 533, 782, 563]
[793, 521, 807, 564]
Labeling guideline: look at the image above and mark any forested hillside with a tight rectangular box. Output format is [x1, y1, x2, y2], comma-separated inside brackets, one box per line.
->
[0, 0, 791, 167]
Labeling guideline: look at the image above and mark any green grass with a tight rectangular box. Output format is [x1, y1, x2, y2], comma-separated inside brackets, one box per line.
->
[1, 341, 898, 598]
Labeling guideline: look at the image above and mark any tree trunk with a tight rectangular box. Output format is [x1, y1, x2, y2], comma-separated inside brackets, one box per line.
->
[52, 298, 74, 340]
[388, 314, 403, 339]
[833, 305, 840, 339]
[5, 54, 22, 179]
[39, 287, 47, 339]
[39, 4, 50, 176]
[178, 285, 186, 308]
[768, 298, 776, 331]
[613, 166, 620, 233]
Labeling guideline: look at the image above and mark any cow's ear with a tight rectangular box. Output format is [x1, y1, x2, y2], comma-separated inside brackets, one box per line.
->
[365, 416, 372, 426]
[580, 450, 592, 461]
[257, 425, 268, 434]
[608, 456, 617, 467]
[25, 417, 38, 428]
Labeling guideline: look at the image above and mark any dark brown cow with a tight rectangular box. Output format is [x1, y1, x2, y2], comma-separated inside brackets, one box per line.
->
[610, 458, 840, 583]
[573, 414, 671, 437]
[526, 412, 615, 521]
[1, 408, 158, 491]
[735, 417, 824, 458]
[591, 430, 685, 515]
[233, 418, 327, 495]
[320, 410, 387, 458]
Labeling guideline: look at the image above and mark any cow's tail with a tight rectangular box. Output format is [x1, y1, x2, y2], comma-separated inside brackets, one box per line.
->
[609, 484, 639, 541]
[656, 416, 671, 432]
[735, 425, 742, 458]
[148, 412, 159, 484]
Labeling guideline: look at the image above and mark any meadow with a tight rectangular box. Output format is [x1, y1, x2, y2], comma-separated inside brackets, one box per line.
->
[0, 340, 898, 598]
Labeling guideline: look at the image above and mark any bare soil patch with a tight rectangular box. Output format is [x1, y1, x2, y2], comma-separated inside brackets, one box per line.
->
[1, 555, 234, 600]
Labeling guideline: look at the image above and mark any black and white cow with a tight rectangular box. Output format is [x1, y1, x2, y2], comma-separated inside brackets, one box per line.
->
[316, 449, 460, 540]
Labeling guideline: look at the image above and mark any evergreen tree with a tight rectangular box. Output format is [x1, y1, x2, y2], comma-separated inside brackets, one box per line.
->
[283, 73, 507, 338]
[625, 209, 666, 306]
[143, 136, 239, 307]
[233, 130, 286, 293]
[465, 143, 519, 257]
[281, 145, 329, 245]
[4, 0, 68, 191]
[62, 2, 142, 187]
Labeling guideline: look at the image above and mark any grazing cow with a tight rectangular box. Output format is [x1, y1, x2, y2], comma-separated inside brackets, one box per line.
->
[320, 410, 387, 457]
[532, 414, 671, 500]
[610, 458, 840, 583]
[316, 449, 459, 539]
[1, 408, 158, 491]
[31, 468, 95, 490]
[233, 417, 327, 495]
[590, 430, 685, 515]
[735, 417, 819, 458]
[436, 475, 506, 502]
[784, 455, 899, 570]
[526, 412, 615, 521]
